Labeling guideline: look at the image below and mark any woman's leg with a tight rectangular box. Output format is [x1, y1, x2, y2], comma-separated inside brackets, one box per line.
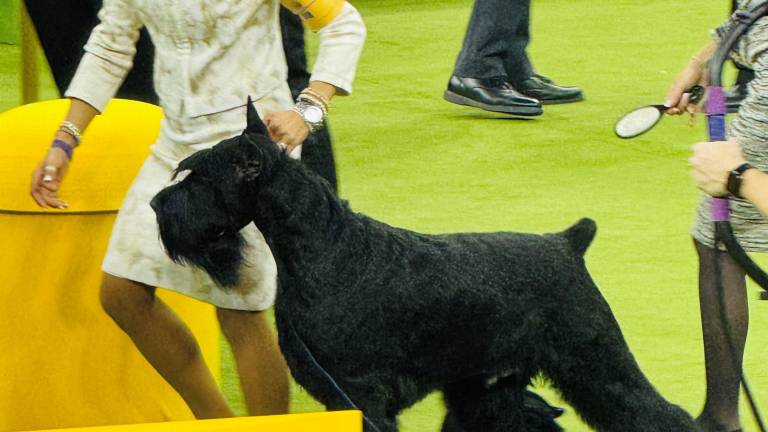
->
[694, 239, 748, 432]
[99, 273, 233, 419]
[217, 308, 290, 416]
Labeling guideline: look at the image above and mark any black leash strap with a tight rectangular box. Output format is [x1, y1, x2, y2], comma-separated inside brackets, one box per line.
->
[286, 319, 383, 432]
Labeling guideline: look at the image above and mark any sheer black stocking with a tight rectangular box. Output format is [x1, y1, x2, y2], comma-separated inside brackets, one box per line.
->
[694, 239, 748, 432]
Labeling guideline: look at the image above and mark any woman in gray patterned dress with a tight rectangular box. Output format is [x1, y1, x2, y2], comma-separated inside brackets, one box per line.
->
[666, 2, 768, 431]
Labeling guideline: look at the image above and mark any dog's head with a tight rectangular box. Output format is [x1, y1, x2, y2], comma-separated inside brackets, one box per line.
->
[150, 99, 281, 287]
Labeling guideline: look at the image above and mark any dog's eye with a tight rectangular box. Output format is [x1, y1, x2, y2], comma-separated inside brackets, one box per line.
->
[206, 226, 227, 240]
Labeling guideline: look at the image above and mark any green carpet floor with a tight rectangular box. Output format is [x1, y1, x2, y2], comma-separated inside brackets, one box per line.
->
[5, 1, 768, 430]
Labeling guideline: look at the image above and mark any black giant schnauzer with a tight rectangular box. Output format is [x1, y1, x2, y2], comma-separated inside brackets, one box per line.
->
[150, 102, 700, 432]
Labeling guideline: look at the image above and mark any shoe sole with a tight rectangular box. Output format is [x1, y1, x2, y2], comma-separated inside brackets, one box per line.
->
[443, 91, 543, 117]
[539, 94, 585, 105]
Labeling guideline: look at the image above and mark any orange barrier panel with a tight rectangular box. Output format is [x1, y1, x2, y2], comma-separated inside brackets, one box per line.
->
[0, 100, 219, 431]
[23, 411, 362, 432]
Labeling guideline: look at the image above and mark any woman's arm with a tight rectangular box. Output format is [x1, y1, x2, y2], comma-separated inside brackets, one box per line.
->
[65, 0, 144, 112]
[266, 1, 366, 153]
[29, 0, 142, 208]
[30, 99, 99, 208]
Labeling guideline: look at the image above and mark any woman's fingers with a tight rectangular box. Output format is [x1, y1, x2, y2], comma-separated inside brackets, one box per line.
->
[29, 149, 70, 209]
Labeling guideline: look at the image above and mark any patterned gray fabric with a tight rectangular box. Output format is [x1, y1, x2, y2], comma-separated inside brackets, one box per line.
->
[693, 4, 768, 251]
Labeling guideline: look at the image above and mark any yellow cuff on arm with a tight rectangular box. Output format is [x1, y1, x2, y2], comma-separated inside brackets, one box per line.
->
[282, 0, 345, 31]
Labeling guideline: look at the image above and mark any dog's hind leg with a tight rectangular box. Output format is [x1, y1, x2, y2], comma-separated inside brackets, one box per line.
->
[541, 297, 699, 432]
[441, 377, 563, 432]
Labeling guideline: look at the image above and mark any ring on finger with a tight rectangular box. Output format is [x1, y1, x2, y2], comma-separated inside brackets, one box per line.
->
[43, 165, 56, 182]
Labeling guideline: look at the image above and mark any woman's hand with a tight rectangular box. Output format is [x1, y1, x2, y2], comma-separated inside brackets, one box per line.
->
[666, 57, 708, 116]
[689, 138, 747, 196]
[30, 145, 71, 209]
[263, 110, 309, 155]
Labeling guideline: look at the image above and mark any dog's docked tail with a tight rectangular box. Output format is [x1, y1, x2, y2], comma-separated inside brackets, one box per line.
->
[563, 218, 596, 256]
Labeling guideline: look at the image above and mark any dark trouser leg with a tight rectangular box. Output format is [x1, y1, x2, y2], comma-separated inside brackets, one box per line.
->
[501, 0, 533, 83]
[280, 6, 311, 101]
[694, 239, 747, 432]
[279, 7, 338, 192]
[24, 0, 97, 94]
[453, 0, 531, 80]
[24, 0, 157, 104]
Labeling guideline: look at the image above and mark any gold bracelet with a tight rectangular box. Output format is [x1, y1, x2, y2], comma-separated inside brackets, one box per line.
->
[59, 121, 82, 146]
[298, 93, 328, 115]
[300, 88, 330, 111]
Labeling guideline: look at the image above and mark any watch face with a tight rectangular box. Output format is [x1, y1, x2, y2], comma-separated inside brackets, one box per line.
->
[304, 105, 324, 123]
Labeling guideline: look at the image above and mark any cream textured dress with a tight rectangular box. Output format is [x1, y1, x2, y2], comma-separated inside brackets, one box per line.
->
[692, 0, 768, 251]
[65, 0, 365, 310]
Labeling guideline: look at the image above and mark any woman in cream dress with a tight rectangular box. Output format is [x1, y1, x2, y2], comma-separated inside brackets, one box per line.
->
[29, 0, 365, 418]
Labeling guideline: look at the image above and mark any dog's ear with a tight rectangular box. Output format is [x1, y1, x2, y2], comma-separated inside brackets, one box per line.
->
[175, 148, 211, 176]
[245, 96, 268, 136]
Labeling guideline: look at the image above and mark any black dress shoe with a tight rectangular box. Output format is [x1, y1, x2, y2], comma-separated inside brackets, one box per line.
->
[513, 76, 584, 105]
[444, 76, 543, 116]
[533, 73, 554, 84]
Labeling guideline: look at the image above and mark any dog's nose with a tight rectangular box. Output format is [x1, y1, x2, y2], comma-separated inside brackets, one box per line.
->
[149, 195, 161, 213]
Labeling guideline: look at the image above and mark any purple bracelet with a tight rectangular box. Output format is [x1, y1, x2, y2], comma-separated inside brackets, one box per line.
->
[51, 139, 73, 160]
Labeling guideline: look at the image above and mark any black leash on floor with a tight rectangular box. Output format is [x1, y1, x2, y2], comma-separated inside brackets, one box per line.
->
[707, 4, 768, 431]
[286, 319, 384, 432]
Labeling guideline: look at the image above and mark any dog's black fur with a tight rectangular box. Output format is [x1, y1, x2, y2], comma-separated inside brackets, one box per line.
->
[150, 102, 700, 432]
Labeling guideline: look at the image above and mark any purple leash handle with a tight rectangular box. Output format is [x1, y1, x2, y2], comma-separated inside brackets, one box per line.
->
[707, 86, 731, 222]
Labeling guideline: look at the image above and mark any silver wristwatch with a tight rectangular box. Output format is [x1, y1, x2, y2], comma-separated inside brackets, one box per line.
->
[292, 100, 326, 133]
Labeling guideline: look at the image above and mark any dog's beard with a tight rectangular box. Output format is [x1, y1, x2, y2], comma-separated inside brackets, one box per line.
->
[153, 183, 248, 288]
[158, 217, 247, 287]
[175, 233, 246, 287]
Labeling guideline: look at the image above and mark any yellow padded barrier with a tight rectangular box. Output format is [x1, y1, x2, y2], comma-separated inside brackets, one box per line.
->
[24, 411, 363, 432]
[0, 100, 219, 431]
[0, 99, 168, 213]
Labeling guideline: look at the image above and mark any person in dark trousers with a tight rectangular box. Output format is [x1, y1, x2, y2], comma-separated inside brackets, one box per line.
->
[24, 0, 157, 104]
[24, 0, 338, 190]
[443, 0, 583, 117]
[279, 7, 338, 191]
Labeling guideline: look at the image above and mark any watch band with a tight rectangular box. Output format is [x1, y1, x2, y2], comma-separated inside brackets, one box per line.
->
[726, 162, 753, 199]
[292, 100, 326, 133]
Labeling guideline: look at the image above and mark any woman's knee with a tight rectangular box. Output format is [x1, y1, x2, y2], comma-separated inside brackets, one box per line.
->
[216, 308, 271, 346]
[99, 273, 156, 322]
